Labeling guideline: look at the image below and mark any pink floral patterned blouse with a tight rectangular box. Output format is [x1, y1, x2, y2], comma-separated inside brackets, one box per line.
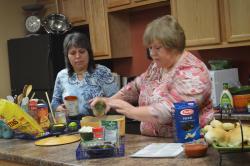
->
[117, 51, 214, 137]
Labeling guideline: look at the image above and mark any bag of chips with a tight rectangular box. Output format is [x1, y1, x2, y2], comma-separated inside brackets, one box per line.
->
[0, 99, 44, 138]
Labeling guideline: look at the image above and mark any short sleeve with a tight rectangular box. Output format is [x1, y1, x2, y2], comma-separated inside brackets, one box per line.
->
[95, 65, 119, 97]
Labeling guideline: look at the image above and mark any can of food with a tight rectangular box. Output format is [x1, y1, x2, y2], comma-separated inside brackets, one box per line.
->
[37, 103, 50, 130]
[28, 99, 38, 122]
[64, 96, 79, 117]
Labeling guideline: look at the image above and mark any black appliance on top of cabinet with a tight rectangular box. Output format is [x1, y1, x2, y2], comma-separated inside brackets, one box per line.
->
[7, 34, 65, 100]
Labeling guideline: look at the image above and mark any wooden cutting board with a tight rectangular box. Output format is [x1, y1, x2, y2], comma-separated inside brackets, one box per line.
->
[35, 134, 80, 146]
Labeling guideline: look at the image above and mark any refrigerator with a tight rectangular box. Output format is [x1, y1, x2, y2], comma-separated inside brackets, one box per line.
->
[7, 34, 65, 100]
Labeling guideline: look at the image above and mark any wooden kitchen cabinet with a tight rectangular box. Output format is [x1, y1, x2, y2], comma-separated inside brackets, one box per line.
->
[85, 0, 134, 59]
[222, 0, 250, 43]
[57, 0, 87, 25]
[171, 0, 220, 47]
[37, 0, 86, 25]
[85, 0, 111, 59]
[171, 0, 250, 50]
[107, 0, 169, 59]
[107, 0, 168, 12]
[107, 0, 131, 8]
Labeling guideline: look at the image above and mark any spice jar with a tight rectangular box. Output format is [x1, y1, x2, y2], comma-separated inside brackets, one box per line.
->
[92, 127, 104, 140]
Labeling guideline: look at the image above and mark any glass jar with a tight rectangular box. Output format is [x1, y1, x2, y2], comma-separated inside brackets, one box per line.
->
[55, 111, 67, 124]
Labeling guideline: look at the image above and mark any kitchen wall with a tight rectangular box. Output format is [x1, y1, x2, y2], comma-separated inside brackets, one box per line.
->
[197, 46, 250, 85]
[0, 0, 35, 98]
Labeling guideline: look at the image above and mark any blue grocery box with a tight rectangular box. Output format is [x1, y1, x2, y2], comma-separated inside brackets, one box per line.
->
[173, 101, 200, 143]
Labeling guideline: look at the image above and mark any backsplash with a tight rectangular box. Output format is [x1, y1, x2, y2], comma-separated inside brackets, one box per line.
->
[197, 45, 250, 85]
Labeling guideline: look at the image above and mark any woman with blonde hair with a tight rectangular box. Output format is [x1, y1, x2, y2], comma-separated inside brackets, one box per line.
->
[91, 15, 213, 137]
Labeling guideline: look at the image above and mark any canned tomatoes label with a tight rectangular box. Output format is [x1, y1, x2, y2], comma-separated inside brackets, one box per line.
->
[64, 96, 79, 116]
[173, 101, 200, 143]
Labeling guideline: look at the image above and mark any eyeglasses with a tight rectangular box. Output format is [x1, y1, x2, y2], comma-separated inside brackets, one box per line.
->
[148, 46, 164, 55]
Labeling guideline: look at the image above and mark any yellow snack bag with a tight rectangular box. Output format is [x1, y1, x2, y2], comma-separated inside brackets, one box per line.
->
[0, 99, 44, 138]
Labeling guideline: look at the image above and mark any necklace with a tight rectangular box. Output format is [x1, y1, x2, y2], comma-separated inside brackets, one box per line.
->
[76, 72, 85, 81]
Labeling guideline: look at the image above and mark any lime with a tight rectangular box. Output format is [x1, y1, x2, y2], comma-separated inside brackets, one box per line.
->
[68, 122, 78, 131]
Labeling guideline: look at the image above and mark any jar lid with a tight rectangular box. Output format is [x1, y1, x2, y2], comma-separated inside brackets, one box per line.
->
[37, 103, 48, 108]
[92, 127, 103, 132]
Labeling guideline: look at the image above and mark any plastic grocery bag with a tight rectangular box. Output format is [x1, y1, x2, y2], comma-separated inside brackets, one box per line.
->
[0, 99, 44, 138]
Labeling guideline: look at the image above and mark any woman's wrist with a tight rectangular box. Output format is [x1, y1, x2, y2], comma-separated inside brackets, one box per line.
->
[123, 105, 136, 119]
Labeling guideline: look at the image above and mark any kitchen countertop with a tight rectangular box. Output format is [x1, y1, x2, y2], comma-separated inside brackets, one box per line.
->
[214, 113, 250, 121]
[1, 134, 250, 166]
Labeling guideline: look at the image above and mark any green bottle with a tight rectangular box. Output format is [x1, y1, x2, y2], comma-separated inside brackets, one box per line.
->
[220, 83, 234, 113]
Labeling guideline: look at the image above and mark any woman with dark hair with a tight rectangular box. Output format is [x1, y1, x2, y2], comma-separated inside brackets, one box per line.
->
[51, 32, 119, 116]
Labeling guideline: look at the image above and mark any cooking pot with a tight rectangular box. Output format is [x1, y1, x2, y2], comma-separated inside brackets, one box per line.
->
[42, 13, 71, 34]
[233, 94, 250, 112]
[229, 86, 250, 112]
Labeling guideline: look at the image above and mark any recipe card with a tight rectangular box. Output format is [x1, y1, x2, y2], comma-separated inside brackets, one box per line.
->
[130, 143, 183, 158]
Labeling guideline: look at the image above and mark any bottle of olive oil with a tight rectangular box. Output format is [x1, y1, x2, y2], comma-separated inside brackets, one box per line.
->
[220, 83, 233, 114]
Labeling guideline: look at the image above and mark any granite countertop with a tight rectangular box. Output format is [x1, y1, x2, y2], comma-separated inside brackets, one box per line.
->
[1, 134, 250, 166]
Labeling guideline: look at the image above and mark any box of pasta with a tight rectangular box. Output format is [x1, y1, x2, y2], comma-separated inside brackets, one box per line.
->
[173, 101, 200, 143]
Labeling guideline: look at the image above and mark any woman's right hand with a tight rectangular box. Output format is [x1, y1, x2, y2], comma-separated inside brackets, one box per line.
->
[55, 104, 68, 114]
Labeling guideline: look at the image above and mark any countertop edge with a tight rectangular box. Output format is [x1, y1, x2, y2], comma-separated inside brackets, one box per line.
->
[0, 151, 76, 166]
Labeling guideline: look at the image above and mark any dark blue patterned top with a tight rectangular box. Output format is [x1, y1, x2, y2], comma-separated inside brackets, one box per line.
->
[51, 65, 119, 115]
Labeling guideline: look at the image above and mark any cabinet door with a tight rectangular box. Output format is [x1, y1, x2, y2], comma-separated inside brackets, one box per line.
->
[86, 0, 111, 59]
[107, 0, 131, 8]
[223, 0, 250, 43]
[171, 0, 220, 46]
[58, 0, 86, 24]
[107, 0, 167, 11]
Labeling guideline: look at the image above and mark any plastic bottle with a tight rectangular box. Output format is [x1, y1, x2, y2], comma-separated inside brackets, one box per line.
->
[220, 83, 234, 114]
